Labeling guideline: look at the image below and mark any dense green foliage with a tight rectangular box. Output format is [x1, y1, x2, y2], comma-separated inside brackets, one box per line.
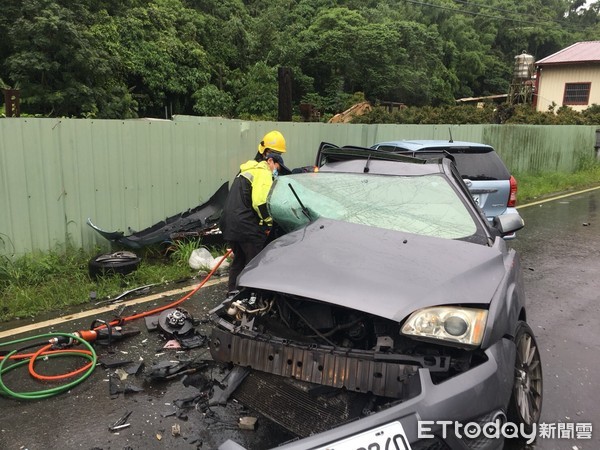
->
[1, 0, 599, 119]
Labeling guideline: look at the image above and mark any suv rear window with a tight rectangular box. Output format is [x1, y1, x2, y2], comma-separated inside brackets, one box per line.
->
[376, 145, 510, 181]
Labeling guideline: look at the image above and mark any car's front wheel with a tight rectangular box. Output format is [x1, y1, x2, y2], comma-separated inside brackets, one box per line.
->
[508, 321, 543, 434]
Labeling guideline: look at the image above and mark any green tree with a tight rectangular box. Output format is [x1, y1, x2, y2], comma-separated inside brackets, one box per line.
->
[114, 0, 211, 117]
[4, 0, 136, 117]
[192, 84, 234, 117]
[232, 62, 278, 119]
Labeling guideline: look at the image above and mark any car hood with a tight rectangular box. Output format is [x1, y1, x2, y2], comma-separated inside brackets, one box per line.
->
[238, 218, 506, 322]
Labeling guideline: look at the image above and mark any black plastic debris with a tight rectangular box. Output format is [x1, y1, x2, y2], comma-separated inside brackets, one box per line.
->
[109, 372, 144, 397]
[177, 333, 206, 349]
[99, 358, 134, 369]
[146, 360, 208, 382]
[209, 366, 250, 406]
[145, 315, 159, 331]
[126, 361, 145, 376]
[87, 181, 228, 249]
[174, 393, 208, 410]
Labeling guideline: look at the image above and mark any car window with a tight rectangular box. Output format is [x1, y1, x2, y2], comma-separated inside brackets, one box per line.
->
[268, 172, 478, 240]
[445, 150, 510, 181]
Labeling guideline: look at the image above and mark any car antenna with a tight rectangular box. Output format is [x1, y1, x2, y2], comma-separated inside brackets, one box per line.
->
[364, 154, 371, 173]
[287, 183, 312, 221]
[448, 128, 454, 143]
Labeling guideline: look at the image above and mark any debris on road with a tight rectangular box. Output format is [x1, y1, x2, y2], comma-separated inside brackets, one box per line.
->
[238, 416, 257, 430]
[146, 359, 208, 382]
[209, 366, 250, 406]
[109, 411, 132, 432]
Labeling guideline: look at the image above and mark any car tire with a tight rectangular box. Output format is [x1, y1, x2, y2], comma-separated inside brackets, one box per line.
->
[88, 251, 141, 279]
[507, 321, 543, 435]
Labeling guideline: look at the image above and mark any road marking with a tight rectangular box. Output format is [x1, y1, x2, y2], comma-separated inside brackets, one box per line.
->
[517, 185, 600, 209]
[0, 278, 225, 339]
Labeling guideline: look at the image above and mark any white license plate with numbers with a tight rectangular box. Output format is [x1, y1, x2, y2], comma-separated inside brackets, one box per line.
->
[316, 421, 412, 450]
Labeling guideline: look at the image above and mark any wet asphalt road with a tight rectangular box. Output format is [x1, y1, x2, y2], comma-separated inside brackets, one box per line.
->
[1, 188, 599, 450]
[508, 188, 600, 450]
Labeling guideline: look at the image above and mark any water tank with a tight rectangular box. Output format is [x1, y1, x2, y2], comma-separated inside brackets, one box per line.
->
[514, 52, 535, 80]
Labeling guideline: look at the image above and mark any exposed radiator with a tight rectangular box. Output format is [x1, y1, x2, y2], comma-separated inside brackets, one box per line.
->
[233, 370, 369, 438]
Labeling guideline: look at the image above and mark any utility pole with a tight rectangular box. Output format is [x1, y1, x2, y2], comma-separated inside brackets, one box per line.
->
[278, 67, 292, 121]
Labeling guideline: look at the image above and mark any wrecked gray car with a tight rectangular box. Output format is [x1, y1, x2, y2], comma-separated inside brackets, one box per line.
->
[210, 144, 542, 450]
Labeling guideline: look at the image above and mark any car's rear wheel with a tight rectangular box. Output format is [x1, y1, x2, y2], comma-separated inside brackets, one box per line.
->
[508, 321, 543, 434]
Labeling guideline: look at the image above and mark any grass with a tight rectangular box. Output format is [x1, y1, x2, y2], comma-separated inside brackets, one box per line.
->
[516, 162, 600, 204]
[0, 240, 230, 323]
[1, 164, 599, 323]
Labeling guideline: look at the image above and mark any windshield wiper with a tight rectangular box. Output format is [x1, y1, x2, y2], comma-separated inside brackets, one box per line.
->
[288, 184, 313, 222]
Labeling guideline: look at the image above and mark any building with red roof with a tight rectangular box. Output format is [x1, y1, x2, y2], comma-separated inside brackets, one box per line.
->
[534, 41, 600, 112]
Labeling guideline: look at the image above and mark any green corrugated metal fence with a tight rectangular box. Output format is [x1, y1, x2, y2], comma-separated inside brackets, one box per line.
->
[0, 116, 596, 256]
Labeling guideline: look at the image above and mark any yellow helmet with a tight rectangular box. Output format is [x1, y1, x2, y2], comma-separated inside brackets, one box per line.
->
[258, 130, 286, 154]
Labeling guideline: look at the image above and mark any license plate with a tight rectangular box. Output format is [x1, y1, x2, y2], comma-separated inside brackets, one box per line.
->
[316, 421, 412, 450]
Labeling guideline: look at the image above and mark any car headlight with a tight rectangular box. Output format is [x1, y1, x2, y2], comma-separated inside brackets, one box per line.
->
[401, 307, 488, 347]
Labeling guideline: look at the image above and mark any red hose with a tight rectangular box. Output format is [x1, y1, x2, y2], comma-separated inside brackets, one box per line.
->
[28, 344, 94, 380]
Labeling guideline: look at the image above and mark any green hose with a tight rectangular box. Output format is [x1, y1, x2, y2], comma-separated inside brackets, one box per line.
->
[0, 332, 97, 400]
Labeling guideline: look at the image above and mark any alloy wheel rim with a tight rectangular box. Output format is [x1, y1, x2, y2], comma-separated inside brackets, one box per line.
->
[515, 332, 543, 425]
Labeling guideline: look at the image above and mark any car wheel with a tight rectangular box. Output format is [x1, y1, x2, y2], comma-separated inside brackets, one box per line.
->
[88, 251, 141, 279]
[507, 321, 543, 434]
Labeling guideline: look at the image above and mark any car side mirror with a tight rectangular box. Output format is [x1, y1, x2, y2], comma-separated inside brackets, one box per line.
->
[493, 213, 525, 235]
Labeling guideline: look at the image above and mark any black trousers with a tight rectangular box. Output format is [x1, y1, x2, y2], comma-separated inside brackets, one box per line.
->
[227, 240, 264, 292]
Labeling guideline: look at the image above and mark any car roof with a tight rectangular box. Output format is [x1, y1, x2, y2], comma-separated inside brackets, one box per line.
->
[373, 140, 494, 151]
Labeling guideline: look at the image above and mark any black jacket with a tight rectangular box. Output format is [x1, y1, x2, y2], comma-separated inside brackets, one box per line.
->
[219, 174, 268, 245]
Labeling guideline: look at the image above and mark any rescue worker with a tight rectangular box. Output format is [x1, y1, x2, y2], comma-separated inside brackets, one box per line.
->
[220, 132, 289, 293]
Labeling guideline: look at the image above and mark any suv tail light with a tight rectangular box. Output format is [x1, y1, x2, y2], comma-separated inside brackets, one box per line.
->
[508, 175, 517, 207]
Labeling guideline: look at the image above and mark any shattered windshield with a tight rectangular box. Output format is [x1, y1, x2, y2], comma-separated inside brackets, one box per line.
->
[268, 172, 477, 239]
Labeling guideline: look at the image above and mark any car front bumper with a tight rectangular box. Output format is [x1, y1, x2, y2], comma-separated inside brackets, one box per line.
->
[218, 337, 517, 450]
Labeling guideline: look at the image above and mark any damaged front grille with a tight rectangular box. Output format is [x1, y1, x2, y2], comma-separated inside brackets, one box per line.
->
[210, 327, 419, 398]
